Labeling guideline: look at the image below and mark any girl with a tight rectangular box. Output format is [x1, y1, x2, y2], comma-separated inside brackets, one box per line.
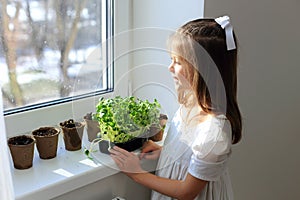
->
[109, 16, 242, 200]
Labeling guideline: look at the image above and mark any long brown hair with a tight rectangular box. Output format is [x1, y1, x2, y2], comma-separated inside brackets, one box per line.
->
[168, 18, 242, 144]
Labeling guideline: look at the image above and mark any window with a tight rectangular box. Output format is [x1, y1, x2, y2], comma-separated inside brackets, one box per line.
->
[0, 0, 113, 115]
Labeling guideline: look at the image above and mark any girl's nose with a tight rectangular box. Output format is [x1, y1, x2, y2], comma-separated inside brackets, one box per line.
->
[168, 63, 174, 73]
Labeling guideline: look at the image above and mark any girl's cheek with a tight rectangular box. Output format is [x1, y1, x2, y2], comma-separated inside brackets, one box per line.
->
[177, 66, 185, 77]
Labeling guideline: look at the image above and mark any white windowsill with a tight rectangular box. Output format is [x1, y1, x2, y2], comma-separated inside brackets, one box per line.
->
[11, 126, 167, 200]
[11, 132, 119, 200]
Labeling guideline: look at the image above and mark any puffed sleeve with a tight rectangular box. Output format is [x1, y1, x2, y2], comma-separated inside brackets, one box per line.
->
[188, 116, 232, 181]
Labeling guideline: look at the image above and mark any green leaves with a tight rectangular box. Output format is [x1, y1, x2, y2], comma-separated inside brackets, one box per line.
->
[94, 96, 161, 143]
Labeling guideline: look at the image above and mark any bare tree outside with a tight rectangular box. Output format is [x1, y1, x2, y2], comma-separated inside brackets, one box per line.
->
[0, 0, 104, 111]
[55, 0, 88, 97]
[0, 0, 24, 107]
[25, 0, 48, 62]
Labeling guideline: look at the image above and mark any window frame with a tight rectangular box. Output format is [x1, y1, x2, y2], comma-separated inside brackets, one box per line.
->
[4, 0, 118, 137]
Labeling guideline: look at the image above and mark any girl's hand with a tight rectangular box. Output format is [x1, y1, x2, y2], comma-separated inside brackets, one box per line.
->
[139, 140, 162, 160]
[109, 146, 145, 174]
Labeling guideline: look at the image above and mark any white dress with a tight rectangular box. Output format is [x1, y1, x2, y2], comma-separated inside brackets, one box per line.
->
[151, 106, 234, 200]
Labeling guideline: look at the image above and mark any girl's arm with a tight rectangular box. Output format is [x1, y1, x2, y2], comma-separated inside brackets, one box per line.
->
[130, 172, 207, 200]
[110, 146, 207, 200]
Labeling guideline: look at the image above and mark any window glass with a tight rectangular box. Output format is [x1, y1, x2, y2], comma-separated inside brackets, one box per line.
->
[0, 0, 113, 114]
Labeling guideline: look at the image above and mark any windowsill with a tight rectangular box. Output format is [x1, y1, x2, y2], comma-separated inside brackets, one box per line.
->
[11, 133, 119, 200]
[11, 126, 167, 200]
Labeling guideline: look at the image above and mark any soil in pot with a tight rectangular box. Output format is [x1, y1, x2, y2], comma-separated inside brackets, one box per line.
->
[59, 119, 85, 151]
[99, 137, 147, 154]
[84, 112, 100, 142]
[32, 127, 60, 159]
[8, 135, 35, 170]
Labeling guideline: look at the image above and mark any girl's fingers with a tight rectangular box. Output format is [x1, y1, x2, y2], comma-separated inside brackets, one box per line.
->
[112, 145, 131, 156]
[110, 149, 145, 173]
[109, 148, 128, 160]
[141, 145, 152, 153]
[111, 155, 123, 168]
[141, 141, 161, 153]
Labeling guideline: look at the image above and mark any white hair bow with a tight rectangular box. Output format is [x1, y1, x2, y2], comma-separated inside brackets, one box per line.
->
[215, 15, 236, 50]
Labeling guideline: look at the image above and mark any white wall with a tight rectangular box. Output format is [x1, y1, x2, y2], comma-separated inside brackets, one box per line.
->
[205, 1, 300, 199]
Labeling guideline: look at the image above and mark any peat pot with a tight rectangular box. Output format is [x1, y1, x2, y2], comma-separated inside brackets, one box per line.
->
[8, 135, 35, 170]
[32, 127, 60, 159]
[83, 113, 100, 142]
[60, 119, 85, 151]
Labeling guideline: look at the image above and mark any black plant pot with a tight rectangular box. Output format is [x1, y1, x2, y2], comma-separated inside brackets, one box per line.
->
[99, 137, 147, 154]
